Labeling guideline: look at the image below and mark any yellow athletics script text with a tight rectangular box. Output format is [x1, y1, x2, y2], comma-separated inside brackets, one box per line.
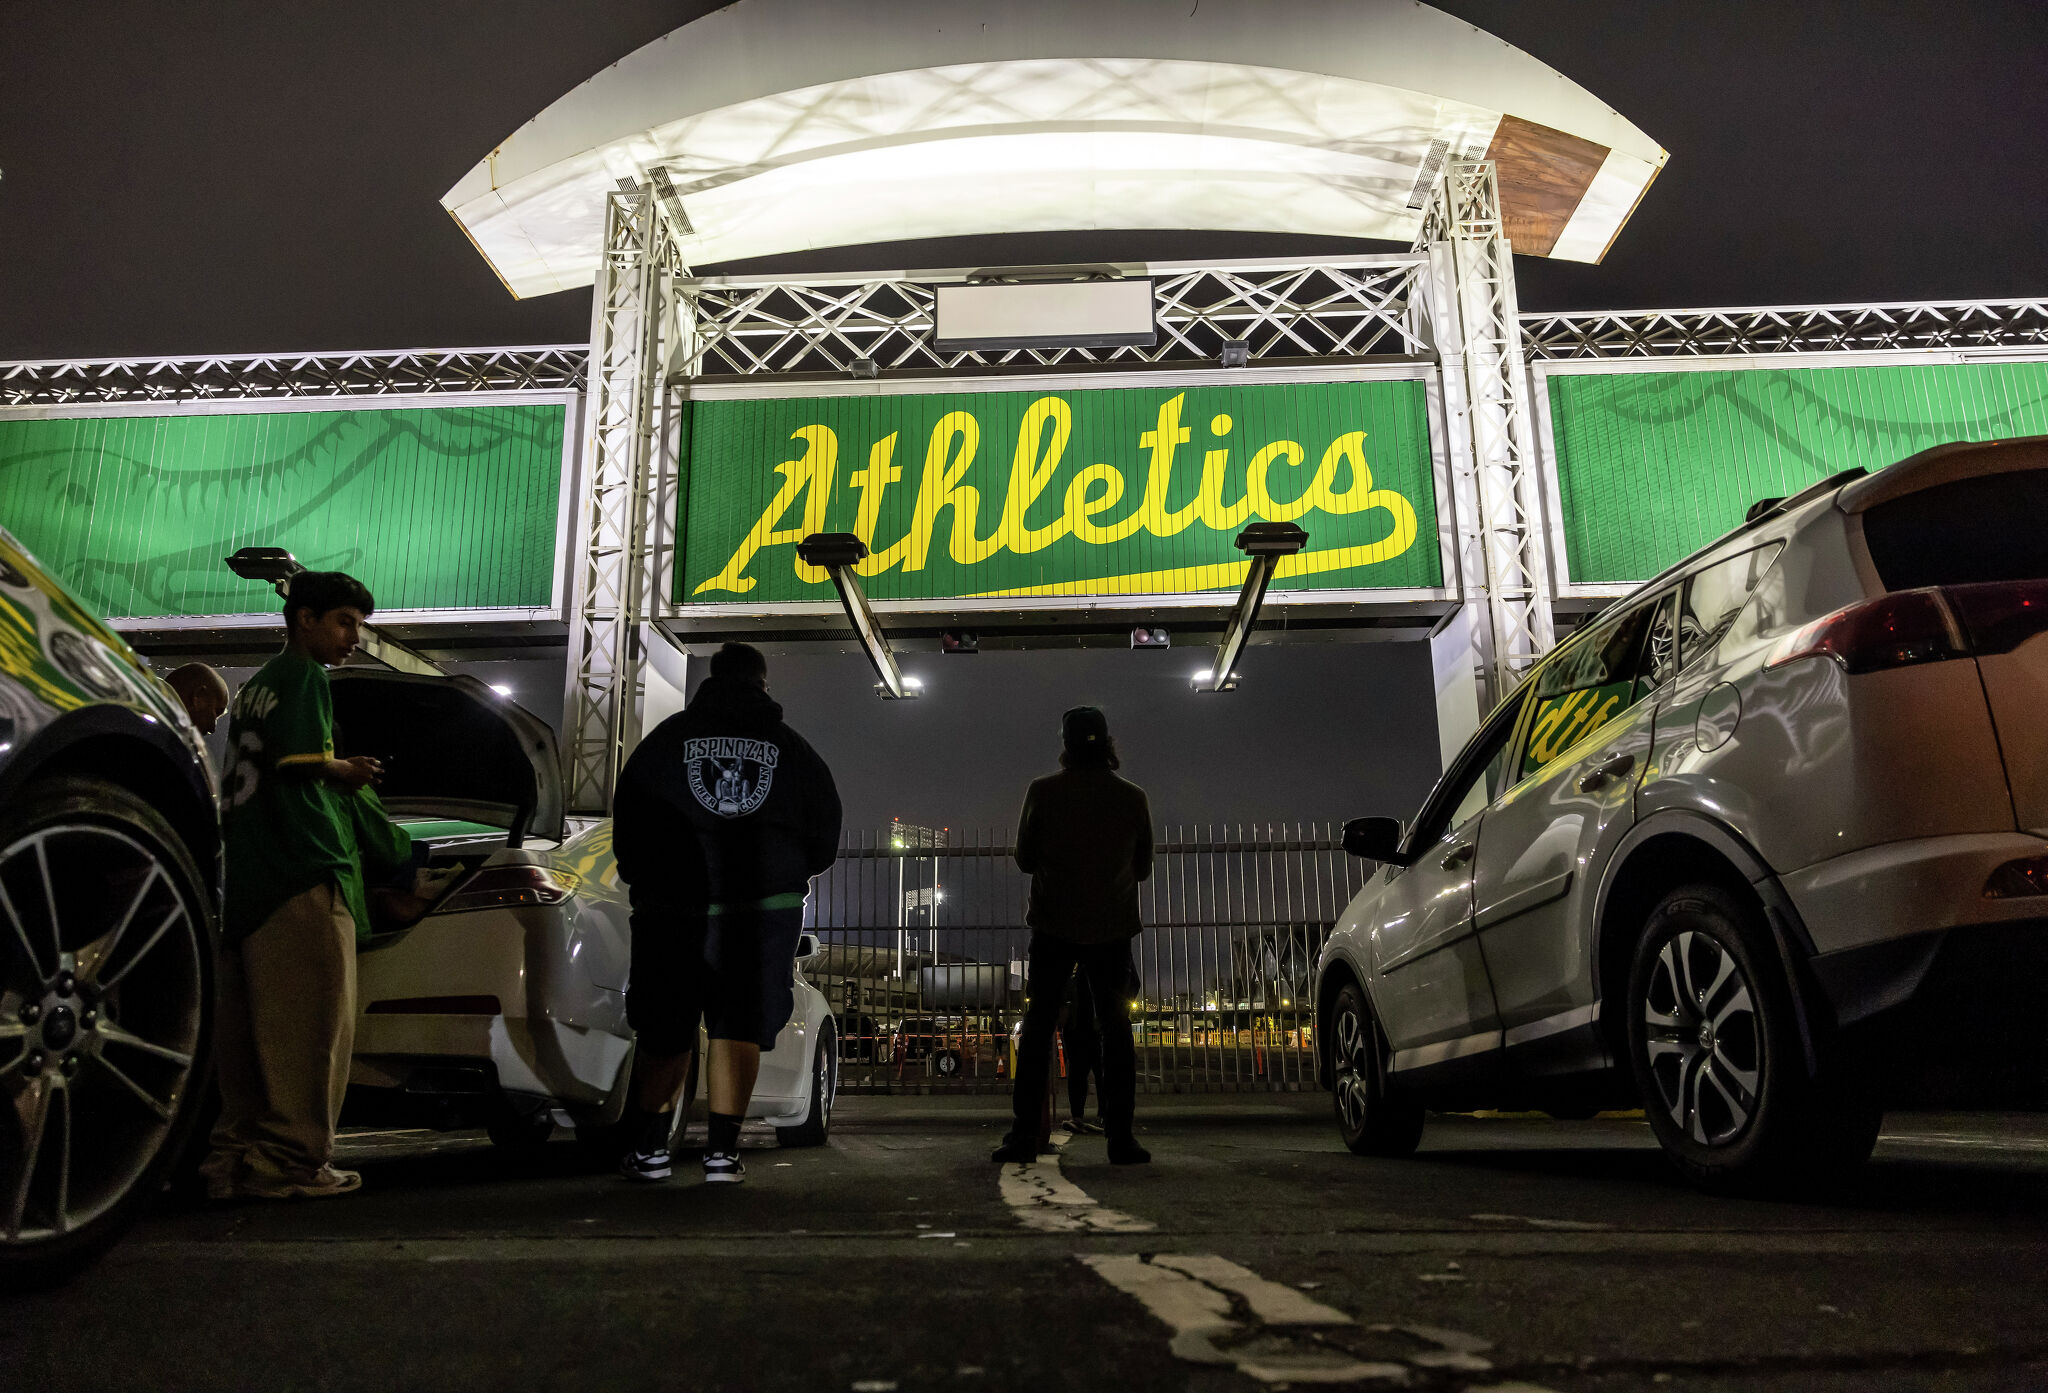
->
[692, 394, 1419, 596]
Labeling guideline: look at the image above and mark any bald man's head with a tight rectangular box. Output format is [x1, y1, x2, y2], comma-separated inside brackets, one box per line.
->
[164, 663, 231, 735]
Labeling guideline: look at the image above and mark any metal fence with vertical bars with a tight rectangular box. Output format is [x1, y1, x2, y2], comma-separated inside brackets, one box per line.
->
[802, 823, 1371, 1095]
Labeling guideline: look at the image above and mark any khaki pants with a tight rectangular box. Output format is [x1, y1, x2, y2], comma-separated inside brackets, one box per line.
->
[203, 881, 357, 1183]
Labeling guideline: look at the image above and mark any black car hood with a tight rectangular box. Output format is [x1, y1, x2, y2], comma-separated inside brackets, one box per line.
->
[329, 669, 562, 845]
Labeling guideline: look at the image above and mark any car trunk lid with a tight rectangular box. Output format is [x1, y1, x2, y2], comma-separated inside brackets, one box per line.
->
[1844, 440, 2048, 834]
[329, 670, 563, 846]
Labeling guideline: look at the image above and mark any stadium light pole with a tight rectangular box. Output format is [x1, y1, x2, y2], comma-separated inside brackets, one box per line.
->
[1193, 522, 1308, 693]
[224, 546, 445, 677]
[796, 533, 921, 700]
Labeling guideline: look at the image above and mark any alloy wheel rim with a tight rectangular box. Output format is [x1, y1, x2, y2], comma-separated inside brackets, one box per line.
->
[818, 1038, 835, 1121]
[1, 823, 202, 1245]
[1641, 929, 1762, 1148]
[1333, 1004, 1373, 1133]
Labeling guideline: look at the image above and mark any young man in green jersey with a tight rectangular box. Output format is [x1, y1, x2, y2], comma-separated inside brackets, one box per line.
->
[200, 570, 392, 1200]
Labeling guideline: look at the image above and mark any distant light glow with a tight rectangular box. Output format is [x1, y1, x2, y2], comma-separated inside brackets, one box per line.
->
[491, 684, 513, 697]
[904, 676, 924, 689]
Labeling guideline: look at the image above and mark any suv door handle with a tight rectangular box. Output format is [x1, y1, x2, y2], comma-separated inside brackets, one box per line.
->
[1439, 841, 1476, 871]
[1577, 753, 1637, 793]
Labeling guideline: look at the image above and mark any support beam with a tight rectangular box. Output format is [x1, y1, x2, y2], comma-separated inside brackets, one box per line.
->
[796, 533, 921, 700]
[1416, 159, 1556, 707]
[1193, 523, 1307, 693]
[559, 188, 687, 814]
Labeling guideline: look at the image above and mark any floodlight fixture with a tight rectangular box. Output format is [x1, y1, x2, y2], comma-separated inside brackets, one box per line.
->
[1219, 338, 1251, 368]
[797, 532, 919, 700]
[940, 630, 979, 655]
[1193, 522, 1308, 694]
[224, 546, 305, 592]
[1131, 627, 1170, 649]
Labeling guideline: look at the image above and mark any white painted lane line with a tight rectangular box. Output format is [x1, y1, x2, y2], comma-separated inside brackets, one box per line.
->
[997, 1128, 1155, 1233]
[1150, 1254, 1352, 1325]
[1080, 1254, 1404, 1384]
[1879, 1131, 2048, 1153]
[1470, 1213, 1611, 1232]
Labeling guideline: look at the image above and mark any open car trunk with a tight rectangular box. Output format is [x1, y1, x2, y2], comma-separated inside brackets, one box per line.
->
[329, 669, 564, 847]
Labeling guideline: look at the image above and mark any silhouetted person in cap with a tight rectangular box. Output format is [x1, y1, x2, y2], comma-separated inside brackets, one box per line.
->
[994, 706, 1153, 1165]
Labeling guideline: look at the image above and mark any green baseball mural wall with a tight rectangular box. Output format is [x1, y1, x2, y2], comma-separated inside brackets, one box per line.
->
[0, 404, 566, 618]
[1547, 360, 2048, 584]
[677, 379, 1441, 604]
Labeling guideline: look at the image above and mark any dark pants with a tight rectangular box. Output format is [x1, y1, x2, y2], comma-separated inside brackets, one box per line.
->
[1013, 933, 1137, 1141]
[1064, 970, 1109, 1119]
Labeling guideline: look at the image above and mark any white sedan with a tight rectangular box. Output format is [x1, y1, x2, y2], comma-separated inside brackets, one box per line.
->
[331, 669, 837, 1153]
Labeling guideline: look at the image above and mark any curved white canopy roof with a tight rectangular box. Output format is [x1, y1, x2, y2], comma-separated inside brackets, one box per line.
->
[446, 0, 1666, 298]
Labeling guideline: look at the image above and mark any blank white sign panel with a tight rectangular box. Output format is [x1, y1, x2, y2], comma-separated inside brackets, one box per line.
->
[933, 279, 1157, 351]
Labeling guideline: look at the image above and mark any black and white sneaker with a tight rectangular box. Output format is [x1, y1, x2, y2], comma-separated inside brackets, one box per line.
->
[702, 1151, 746, 1184]
[619, 1143, 673, 1182]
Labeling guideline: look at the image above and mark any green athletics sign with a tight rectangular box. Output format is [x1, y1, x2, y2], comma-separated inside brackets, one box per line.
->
[1546, 360, 2048, 584]
[677, 379, 1441, 604]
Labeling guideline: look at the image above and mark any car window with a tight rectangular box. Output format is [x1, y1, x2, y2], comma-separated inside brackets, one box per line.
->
[1641, 591, 1680, 690]
[1515, 601, 1659, 780]
[1415, 693, 1526, 844]
[1680, 544, 1784, 667]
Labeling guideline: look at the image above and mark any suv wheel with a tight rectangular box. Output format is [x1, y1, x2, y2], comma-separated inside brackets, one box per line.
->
[1627, 882, 1880, 1192]
[1, 775, 214, 1288]
[1329, 983, 1423, 1157]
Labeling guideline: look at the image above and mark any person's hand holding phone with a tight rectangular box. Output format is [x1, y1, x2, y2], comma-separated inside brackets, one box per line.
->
[327, 755, 384, 790]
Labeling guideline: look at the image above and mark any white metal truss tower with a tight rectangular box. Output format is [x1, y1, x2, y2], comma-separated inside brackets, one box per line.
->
[561, 189, 689, 814]
[1417, 159, 1556, 705]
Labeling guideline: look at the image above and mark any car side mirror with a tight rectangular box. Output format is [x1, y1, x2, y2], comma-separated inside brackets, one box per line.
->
[795, 933, 822, 962]
[1341, 816, 1408, 865]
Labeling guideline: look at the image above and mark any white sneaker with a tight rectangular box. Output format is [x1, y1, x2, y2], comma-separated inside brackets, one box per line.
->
[702, 1151, 745, 1183]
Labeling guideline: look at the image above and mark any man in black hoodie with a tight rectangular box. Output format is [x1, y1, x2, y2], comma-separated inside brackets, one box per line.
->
[612, 642, 841, 1183]
[994, 706, 1154, 1166]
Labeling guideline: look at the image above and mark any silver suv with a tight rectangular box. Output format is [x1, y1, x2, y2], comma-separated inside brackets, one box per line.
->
[1317, 437, 2048, 1190]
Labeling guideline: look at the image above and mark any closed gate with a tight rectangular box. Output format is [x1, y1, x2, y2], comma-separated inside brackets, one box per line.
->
[803, 823, 1372, 1094]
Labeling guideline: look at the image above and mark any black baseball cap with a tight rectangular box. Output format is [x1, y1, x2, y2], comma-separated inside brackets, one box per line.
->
[1061, 705, 1110, 750]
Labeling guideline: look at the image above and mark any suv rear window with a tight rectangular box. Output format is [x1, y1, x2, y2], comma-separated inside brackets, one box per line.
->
[1862, 469, 2048, 589]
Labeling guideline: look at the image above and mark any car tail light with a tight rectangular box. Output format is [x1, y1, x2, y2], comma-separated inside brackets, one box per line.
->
[1984, 855, 2048, 899]
[431, 865, 578, 914]
[1765, 589, 1966, 674]
[1942, 579, 2048, 656]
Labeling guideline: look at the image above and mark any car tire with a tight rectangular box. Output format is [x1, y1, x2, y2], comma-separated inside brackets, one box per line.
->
[775, 1027, 836, 1148]
[484, 1100, 555, 1155]
[1329, 982, 1423, 1157]
[933, 1049, 962, 1079]
[0, 775, 216, 1291]
[1626, 881, 1881, 1193]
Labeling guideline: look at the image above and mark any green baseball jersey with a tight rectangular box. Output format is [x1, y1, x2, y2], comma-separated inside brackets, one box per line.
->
[221, 649, 362, 943]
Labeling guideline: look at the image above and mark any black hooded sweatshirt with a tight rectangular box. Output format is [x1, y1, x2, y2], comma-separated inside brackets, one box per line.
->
[613, 676, 842, 909]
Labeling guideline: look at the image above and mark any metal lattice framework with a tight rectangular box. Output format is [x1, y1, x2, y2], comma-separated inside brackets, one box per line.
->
[560, 190, 690, 814]
[1417, 160, 1554, 699]
[0, 346, 586, 407]
[1520, 298, 2048, 361]
[677, 258, 1431, 379]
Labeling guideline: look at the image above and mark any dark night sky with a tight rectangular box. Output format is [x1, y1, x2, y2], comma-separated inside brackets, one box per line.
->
[2, 1, 2045, 362]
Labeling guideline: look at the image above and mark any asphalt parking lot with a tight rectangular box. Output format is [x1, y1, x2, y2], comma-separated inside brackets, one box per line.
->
[7, 1096, 2048, 1392]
